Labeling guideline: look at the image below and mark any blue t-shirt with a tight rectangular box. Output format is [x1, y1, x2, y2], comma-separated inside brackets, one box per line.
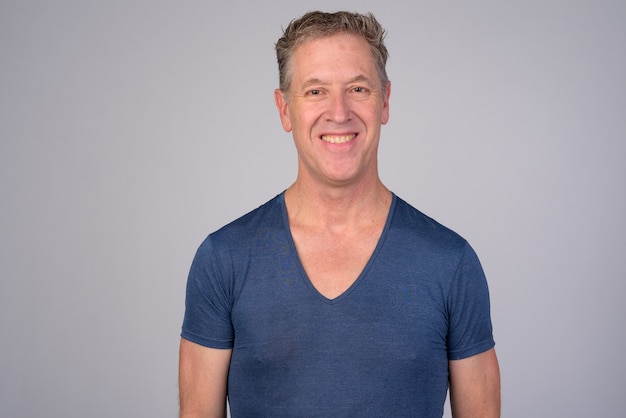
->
[182, 193, 495, 417]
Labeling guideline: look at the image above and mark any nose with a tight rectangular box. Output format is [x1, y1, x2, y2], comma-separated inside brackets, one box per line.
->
[326, 92, 351, 123]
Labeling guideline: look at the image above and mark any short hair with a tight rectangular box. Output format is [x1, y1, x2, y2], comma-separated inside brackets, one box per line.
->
[275, 11, 389, 97]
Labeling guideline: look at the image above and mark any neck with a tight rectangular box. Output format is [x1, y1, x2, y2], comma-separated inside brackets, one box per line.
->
[284, 176, 392, 230]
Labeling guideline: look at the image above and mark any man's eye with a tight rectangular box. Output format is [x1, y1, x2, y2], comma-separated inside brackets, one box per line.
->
[304, 89, 325, 100]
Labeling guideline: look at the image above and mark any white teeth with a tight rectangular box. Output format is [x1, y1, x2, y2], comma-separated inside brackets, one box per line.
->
[321, 134, 356, 144]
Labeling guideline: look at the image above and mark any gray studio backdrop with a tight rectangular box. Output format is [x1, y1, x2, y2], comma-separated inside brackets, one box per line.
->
[1, 1, 625, 417]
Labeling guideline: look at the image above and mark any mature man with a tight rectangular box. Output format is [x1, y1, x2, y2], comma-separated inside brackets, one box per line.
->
[180, 11, 500, 417]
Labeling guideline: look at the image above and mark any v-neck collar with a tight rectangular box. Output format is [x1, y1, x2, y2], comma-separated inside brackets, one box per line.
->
[279, 191, 397, 304]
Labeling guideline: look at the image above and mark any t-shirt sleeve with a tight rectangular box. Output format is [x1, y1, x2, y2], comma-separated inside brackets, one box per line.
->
[181, 235, 234, 349]
[446, 242, 495, 360]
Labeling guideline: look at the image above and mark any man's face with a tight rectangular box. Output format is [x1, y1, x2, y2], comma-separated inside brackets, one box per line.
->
[275, 33, 390, 188]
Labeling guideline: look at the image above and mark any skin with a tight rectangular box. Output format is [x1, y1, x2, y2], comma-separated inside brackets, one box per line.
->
[274, 33, 390, 197]
[179, 32, 500, 417]
[449, 348, 501, 418]
[274, 33, 393, 300]
[179, 338, 231, 418]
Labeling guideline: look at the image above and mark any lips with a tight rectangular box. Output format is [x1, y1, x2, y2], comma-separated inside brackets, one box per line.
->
[320, 134, 357, 144]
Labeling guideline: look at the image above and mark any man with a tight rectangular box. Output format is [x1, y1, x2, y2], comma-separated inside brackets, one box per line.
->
[179, 11, 500, 417]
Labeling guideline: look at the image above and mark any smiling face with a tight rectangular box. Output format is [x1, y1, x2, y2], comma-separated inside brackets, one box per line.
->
[275, 33, 390, 190]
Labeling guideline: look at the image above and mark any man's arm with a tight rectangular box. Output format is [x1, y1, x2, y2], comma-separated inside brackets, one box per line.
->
[179, 337, 232, 418]
[449, 347, 501, 418]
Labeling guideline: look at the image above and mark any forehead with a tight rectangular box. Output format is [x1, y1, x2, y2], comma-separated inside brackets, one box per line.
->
[290, 33, 377, 79]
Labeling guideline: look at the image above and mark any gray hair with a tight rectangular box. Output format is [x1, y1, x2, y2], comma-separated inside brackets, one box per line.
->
[275, 11, 389, 97]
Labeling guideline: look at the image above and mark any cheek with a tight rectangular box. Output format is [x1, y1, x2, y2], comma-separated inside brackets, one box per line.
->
[359, 107, 385, 126]
[293, 107, 322, 131]
[374, 102, 389, 125]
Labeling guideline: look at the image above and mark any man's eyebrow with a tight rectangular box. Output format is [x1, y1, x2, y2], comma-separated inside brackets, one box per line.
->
[300, 78, 327, 89]
[347, 74, 374, 85]
[299, 75, 374, 89]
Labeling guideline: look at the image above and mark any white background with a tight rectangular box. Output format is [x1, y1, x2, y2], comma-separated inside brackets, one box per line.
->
[1, 1, 625, 417]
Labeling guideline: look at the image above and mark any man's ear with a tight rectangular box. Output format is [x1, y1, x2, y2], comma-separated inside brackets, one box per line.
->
[381, 81, 391, 125]
[274, 89, 292, 132]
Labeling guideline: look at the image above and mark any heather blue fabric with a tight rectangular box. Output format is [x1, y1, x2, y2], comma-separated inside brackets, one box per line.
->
[182, 192, 495, 417]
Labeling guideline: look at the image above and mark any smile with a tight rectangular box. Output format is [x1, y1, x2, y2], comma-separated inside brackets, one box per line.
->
[320, 134, 356, 144]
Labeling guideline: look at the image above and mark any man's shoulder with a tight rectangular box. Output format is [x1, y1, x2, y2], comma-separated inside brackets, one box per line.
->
[391, 194, 468, 250]
[209, 193, 285, 242]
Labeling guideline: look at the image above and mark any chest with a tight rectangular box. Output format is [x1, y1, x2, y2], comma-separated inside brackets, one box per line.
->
[290, 225, 382, 299]
[229, 258, 451, 401]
